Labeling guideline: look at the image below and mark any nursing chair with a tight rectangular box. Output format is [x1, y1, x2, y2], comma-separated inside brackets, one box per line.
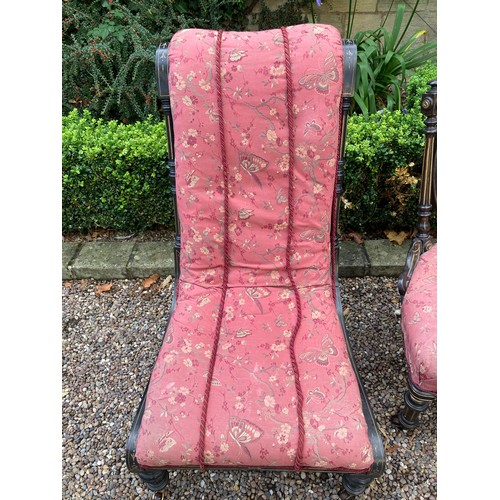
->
[393, 81, 437, 429]
[126, 24, 385, 496]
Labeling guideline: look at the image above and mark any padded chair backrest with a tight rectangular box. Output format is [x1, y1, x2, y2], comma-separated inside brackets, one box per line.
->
[167, 25, 344, 289]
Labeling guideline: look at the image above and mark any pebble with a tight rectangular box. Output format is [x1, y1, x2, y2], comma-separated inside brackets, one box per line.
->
[62, 277, 436, 499]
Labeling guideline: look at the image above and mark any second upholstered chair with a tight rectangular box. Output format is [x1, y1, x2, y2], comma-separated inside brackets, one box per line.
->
[393, 81, 437, 430]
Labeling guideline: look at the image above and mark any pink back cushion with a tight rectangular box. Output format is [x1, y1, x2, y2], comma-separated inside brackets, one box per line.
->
[169, 24, 344, 288]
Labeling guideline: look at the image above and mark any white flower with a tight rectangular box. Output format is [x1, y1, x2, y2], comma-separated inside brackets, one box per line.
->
[334, 427, 348, 439]
[270, 64, 285, 76]
[181, 340, 192, 353]
[276, 432, 288, 444]
[267, 129, 277, 142]
[281, 423, 291, 434]
[264, 395, 275, 407]
[199, 79, 211, 91]
[203, 451, 215, 464]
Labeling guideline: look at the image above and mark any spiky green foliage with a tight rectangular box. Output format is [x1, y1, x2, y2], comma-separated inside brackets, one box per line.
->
[352, 2, 437, 115]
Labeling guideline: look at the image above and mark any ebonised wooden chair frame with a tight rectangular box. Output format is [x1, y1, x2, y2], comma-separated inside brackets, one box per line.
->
[126, 36, 386, 497]
[393, 80, 437, 430]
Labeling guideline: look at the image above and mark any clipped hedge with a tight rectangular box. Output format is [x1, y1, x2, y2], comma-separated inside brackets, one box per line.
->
[342, 109, 425, 233]
[62, 110, 171, 232]
[338, 66, 438, 234]
[405, 62, 438, 112]
[62, 107, 429, 235]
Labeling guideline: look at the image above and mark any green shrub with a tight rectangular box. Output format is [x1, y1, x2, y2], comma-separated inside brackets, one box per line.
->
[62, 0, 253, 123]
[254, 0, 310, 30]
[405, 62, 437, 111]
[342, 109, 426, 233]
[62, 109, 171, 232]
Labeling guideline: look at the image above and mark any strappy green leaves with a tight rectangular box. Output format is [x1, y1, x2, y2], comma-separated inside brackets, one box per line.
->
[351, 2, 436, 115]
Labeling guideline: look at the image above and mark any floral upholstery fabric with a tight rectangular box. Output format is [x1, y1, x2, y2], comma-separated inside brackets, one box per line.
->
[135, 24, 374, 471]
[401, 244, 437, 394]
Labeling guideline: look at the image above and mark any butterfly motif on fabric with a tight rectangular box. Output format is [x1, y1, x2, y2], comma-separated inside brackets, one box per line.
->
[299, 333, 338, 366]
[272, 32, 284, 45]
[298, 52, 339, 95]
[276, 187, 287, 204]
[304, 119, 322, 136]
[246, 287, 271, 314]
[162, 322, 174, 344]
[185, 170, 200, 188]
[300, 213, 329, 242]
[202, 372, 222, 386]
[235, 328, 252, 338]
[408, 311, 421, 325]
[275, 314, 287, 327]
[305, 388, 327, 404]
[196, 294, 211, 307]
[228, 49, 247, 62]
[238, 208, 254, 220]
[361, 444, 373, 464]
[228, 416, 264, 459]
[158, 431, 176, 453]
[239, 151, 269, 188]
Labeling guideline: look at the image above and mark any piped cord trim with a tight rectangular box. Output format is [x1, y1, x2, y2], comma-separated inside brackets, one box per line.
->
[281, 26, 305, 471]
[197, 29, 230, 468]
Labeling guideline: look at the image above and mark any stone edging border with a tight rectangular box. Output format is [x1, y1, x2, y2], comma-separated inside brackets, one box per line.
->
[62, 240, 412, 280]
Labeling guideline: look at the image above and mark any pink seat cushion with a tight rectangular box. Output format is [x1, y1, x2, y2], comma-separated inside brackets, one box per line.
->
[401, 244, 437, 394]
[135, 24, 374, 472]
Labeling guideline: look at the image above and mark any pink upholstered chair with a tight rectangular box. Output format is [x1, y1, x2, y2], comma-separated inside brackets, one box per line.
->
[126, 24, 385, 496]
[393, 81, 437, 430]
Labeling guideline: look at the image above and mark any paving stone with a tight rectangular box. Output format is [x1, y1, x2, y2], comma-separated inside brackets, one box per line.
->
[338, 240, 369, 277]
[62, 242, 81, 280]
[63, 239, 410, 280]
[69, 242, 135, 280]
[365, 239, 411, 276]
[127, 242, 175, 278]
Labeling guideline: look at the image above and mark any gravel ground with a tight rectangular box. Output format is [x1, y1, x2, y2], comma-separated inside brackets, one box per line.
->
[62, 276, 437, 499]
